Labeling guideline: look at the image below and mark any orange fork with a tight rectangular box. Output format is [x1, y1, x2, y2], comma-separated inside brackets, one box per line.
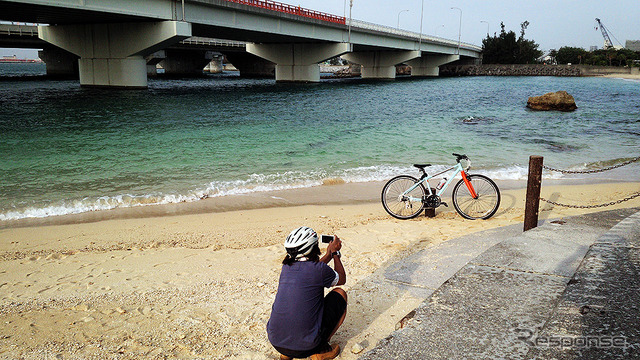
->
[461, 171, 478, 199]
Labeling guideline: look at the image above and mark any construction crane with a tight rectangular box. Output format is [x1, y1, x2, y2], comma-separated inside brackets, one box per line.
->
[595, 18, 614, 50]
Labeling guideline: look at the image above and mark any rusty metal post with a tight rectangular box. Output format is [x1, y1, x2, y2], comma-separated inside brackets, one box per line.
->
[524, 155, 544, 231]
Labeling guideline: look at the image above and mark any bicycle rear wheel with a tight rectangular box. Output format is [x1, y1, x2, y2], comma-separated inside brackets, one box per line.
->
[381, 175, 426, 219]
[452, 174, 500, 220]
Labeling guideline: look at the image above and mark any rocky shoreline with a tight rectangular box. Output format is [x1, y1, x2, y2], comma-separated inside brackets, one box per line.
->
[319, 64, 639, 78]
[440, 64, 639, 77]
[441, 64, 580, 77]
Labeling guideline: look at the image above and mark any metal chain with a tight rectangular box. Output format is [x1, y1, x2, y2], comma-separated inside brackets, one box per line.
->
[540, 191, 640, 209]
[542, 156, 640, 174]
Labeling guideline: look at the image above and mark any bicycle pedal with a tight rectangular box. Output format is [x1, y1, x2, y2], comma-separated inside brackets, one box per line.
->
[442, 202, 448, 207]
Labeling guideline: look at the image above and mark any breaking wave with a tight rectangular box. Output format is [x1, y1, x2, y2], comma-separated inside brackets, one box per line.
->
[0, 164, 567, 221]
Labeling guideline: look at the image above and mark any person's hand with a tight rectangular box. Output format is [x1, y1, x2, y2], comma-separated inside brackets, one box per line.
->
[327, 235, 342, 253]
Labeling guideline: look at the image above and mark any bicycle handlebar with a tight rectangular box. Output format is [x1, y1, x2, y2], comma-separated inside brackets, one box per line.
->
[452, 153, 468, 162]
[453, 153, 471, 171]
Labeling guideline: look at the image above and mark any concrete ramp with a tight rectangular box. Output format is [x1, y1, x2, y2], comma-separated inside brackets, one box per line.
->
[362, 208, 640, 359]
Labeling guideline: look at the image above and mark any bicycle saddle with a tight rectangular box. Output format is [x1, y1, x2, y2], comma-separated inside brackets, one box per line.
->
[413, 164, 431, 170]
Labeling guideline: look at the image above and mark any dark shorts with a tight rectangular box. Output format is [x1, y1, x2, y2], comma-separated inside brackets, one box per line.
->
[274, 290, 347, 358]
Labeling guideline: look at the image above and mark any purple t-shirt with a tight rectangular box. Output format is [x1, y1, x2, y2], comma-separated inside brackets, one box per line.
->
[267, 261, 337, 351]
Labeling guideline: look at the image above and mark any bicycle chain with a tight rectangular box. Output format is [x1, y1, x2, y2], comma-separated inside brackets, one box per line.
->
[542, 156, 640, 174]
[540, 191, 640, 209]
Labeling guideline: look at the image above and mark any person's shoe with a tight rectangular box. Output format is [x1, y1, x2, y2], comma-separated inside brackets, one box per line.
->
[279, 355, 293, 360]
[309, 344, 340, 360]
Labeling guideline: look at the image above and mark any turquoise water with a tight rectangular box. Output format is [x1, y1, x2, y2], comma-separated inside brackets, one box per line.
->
[1, 64, 639, 220]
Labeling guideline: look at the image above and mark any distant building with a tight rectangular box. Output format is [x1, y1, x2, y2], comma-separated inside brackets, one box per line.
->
[538, 54, 555, 64]
[627, 40, 640, 51]
[590, 46, 598, 52]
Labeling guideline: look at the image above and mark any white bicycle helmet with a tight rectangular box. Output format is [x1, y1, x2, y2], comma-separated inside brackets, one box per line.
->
[284, 226, 318, 258]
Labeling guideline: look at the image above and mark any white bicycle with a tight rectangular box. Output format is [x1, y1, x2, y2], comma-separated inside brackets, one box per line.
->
[381, 153, 501, 220]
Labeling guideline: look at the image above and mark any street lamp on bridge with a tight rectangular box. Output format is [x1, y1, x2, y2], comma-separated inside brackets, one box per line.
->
[348, 0, 353, 43]
[397, 9, 409, 29]
[451, 7, 462, 54]
[481, 20, 489, 37]
[419, 0, 424, 50]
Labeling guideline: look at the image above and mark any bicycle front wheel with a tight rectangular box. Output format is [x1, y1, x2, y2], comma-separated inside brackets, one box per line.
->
[381, 175, 426, 219]
[452, 174, 500, 220]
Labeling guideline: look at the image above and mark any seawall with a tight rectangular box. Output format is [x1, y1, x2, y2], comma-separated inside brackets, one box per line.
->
[439, 64, 639, 77]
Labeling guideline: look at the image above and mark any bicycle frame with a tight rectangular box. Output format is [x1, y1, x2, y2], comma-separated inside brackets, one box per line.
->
[403, 162, 477, 202]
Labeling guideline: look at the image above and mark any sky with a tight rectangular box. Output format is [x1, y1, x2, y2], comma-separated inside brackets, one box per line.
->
[2, 0, 639, 59]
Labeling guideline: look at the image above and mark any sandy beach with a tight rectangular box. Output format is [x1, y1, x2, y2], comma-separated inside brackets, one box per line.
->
[1, 180, 639, 359]
[603, 73, 640, 80]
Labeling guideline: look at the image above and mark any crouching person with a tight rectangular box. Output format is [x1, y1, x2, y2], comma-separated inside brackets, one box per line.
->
[267, 226, 347, 360]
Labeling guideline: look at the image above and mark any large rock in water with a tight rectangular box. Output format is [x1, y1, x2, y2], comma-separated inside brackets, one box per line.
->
[526, 91, 577, 112]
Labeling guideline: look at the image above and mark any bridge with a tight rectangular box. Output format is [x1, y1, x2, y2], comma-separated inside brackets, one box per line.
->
[1, 0, 482, 88]
[1, 23, 250, 77]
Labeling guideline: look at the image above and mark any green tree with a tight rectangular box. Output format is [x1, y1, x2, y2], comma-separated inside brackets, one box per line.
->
[556, 47, 587, 65]
[617, 53, 627, 67]
[588, 53, 607, 66]
[558, 47, 640, 66]
[482, 21, 542, 64]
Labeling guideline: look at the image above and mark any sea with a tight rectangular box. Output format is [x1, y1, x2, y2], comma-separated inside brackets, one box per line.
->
[1, 62, 639, 222]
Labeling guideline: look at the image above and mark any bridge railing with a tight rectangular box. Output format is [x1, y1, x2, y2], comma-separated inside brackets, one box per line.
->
[223, 0, 346, 25]
[0, 22, 39, 37]
[350, 19, 482, 52]
[181, 37, 246, 47]
[219, 1, 479, 52]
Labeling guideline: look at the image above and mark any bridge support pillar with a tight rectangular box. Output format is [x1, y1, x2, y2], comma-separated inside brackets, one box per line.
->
[38, 21, 191, 88]
[247, 43, 351, 82]
[146, 51, 166, 77]
[206, 53, 224, 74]
[223, 52, 275, 78]
[161, 50, 216, 77]
[406, 54, 460, 76]
[38, 47, 79, 78]
[342, 51, 421, 79]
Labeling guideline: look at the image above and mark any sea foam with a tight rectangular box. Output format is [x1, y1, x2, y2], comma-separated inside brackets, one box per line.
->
[0, 164, 564, 221]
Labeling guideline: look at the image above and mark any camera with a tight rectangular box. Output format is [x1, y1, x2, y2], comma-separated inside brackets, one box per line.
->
[321, 235, 335, 243]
